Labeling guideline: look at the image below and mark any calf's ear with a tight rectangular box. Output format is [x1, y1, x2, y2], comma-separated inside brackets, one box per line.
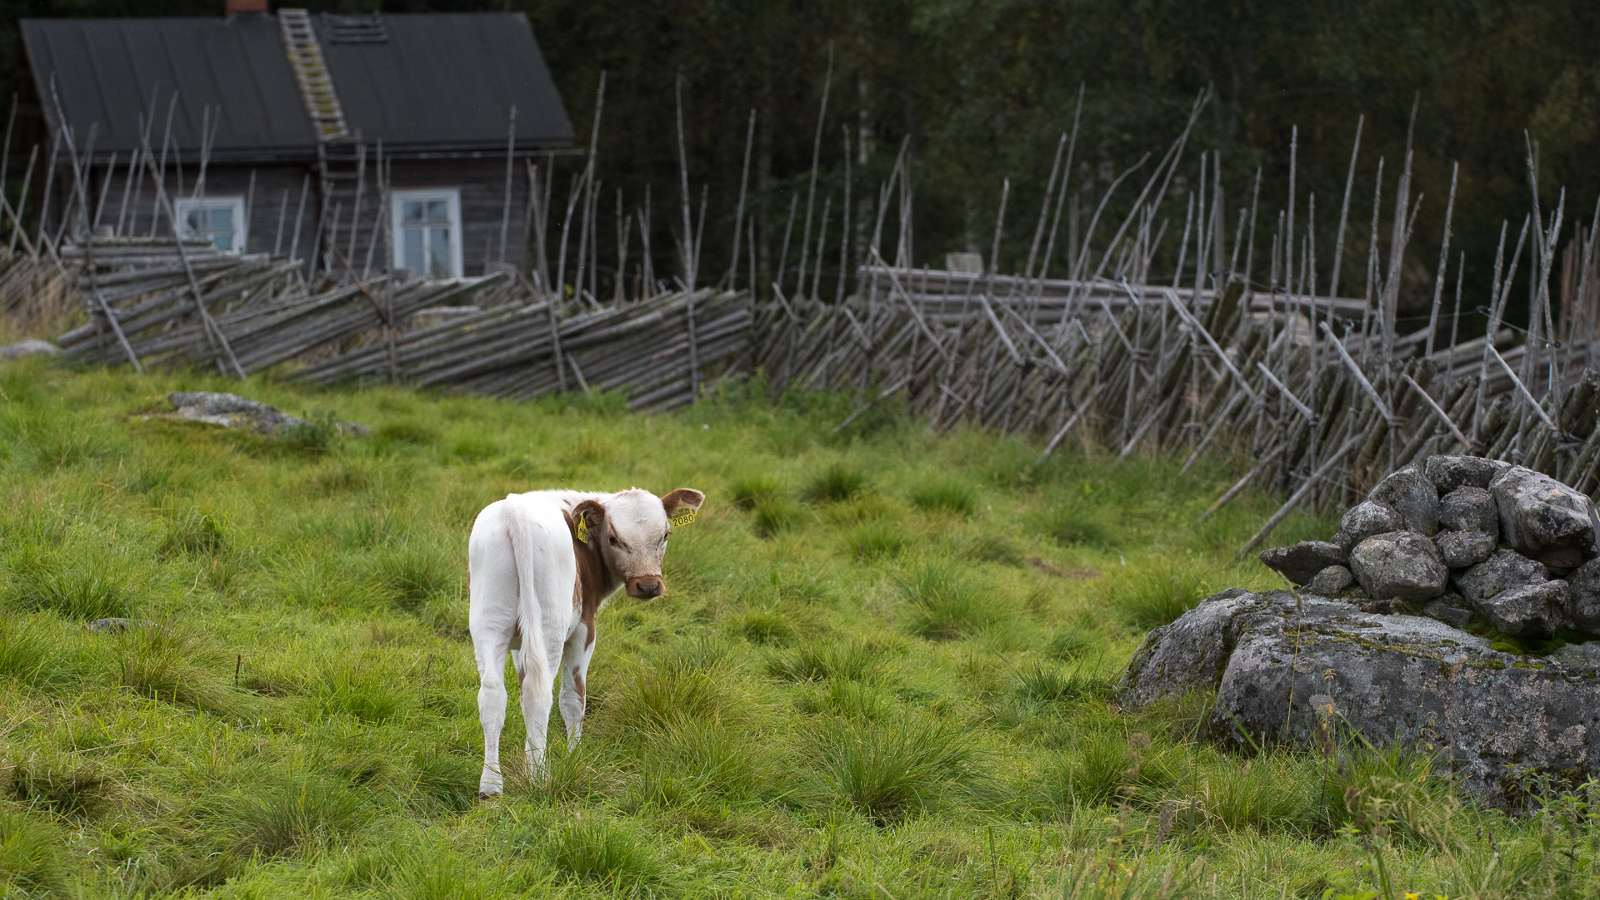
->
[571, 498, 606, 539]
[661, 488, 705, 518]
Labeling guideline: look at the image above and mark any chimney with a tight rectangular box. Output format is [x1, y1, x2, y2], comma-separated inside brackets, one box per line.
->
[226, 0, 269, 13]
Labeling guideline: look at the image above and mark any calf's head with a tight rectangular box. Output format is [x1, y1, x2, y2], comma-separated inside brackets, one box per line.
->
[572, 487, 704, 599]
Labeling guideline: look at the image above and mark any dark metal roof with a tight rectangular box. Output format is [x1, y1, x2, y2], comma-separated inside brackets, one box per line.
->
[21, 15, 319, 163]
[313, 12, 574, 155]
[20, 12, 575, 163]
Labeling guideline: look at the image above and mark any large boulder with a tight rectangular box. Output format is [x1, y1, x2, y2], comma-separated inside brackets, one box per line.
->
[1348, 531, 1448, 601]
[1438, 487, 1499, 538]
[166, 392, 368, 438]
[1425, 455, 1510, 493]
[1435, 530, 1497, 569]
[0, 339, 60, 360]
[1258, 541, 1347, 586]
[1335, 501, 1404, 552]
[1368, 463, 1440, 534]
[1120, 590, 1600, 805]
[1490, 466, 1600, 569]
[1453, 549, 1565, 637]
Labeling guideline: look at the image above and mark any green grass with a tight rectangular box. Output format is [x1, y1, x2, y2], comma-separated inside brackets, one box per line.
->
[0, 358, 1580, 899]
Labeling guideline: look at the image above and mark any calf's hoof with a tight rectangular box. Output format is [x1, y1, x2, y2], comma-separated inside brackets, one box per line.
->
[478, 790, 501, 801]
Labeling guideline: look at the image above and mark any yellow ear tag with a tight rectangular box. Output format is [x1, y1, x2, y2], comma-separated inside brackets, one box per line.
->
[575, 515, 589, 544]
[670, 508, 697, 527]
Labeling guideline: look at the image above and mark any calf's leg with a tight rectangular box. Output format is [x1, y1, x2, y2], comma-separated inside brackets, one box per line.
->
[558, 620, 596, 746]
[472, 627, 513, 797]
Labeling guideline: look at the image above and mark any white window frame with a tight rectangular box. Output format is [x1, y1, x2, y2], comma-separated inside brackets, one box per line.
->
[391, 188, 464, 279]
[173, 196, 247, 253]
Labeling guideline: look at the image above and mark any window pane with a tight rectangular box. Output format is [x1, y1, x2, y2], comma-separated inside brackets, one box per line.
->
[427, 226, 451, 278]
[212, 233, 233, 252]
[425, 200, 448, 223]
[402, 227, 424, 273]
[185, 209, 204, 234]
[402, 200, 427, 224]
[205, 208, 233, 231]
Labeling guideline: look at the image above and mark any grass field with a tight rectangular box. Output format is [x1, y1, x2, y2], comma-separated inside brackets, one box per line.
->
[0, 358, 1594, 899]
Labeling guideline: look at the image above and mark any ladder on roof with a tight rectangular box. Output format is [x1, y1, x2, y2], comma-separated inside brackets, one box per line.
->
[279, 8, 348, 142]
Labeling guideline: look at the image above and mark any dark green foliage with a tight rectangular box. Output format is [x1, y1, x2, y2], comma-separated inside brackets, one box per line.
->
[812, 717, 982, 823]
[730, 474, 782, 510]
[1013, 661, 1111, 706]
[910, 477, 977, 516]
[0, 808, 66, 896]
[767, 638, 888, 684]
[803, 464, 866, 503]
[1105, 563, 1211, 630]
[214, 774, 369, 858]
[160, 508, 232, 558]
[281, 411, 343, 455]
[897, 560, 999, 640]
[844, 521, 908, 561]
[547, 819, 665, 891]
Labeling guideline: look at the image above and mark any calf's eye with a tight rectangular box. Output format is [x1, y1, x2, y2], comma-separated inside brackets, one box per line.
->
[609, 536, 619, 547]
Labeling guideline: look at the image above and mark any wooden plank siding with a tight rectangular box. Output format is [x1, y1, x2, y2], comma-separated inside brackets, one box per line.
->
[65, 156, 532, 280]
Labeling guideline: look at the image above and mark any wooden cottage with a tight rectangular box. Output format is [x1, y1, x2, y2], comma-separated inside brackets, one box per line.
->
[18, 2, 575, 279]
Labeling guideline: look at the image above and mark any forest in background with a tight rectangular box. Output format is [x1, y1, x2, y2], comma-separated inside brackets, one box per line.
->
[1, 0, 1598, 336]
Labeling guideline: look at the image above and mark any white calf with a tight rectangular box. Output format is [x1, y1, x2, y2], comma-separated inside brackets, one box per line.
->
[467, 486, 704, 797]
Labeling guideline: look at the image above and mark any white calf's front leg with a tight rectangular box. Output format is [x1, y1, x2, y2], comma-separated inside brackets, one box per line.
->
[559, 621, 596, 746]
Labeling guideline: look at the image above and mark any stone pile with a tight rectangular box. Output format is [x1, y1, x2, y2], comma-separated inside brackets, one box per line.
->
[1259, 455, 1600, 639]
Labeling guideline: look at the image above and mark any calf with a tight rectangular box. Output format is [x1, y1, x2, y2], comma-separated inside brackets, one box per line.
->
[467, 486, 704, 797]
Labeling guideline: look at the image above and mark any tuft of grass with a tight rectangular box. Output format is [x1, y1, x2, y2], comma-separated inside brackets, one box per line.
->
[368, 542, 457, 612]
[1037, 730, 1178, 810]
[1037, 504, 1119, 548]
[767, 637, 888, 684]
[0, 807, 66, 896]
[1013, 661, 1111, 706]
[0, 616, 80, 687]
[606, 658, 738, 729]
[910, 477, 977, 516]
[1102, 560, 1212, 631]
[734, 610, 796, 646]
[547, 819, 665, 891]
[752, 495, 799, 537]
[730, 474, 783, 511]
[214, 773, 369, 858]
[1045, 627, 1097, 660]
[952, 532, 1023, 565]
[803, 463, 866, 503]
[114, 625, 251, 718]
[159, 508, 232, 557]
[281, 410, 344, 454]
[315, 661, 412, 724]
[6, 559, 135, 621]
[6, 757, 108, 817]
[897, 560, 1000, 640]
[812, 717, 982, 823]
[637, 718, 777, 805]
[844, 521, 909, 561]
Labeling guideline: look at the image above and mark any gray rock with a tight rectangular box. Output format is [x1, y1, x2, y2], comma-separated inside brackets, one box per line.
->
[1258, 541, 1347, 586]
[1472, 581, 1568, 637]
[1563, 557, 1600, 633]
[0, 339, 60, 360]
[1349, 531, 1448, 601]
[1439, 487, 1499, 538]
[85, 617, 139, 632]
[1368, 463, 1440, 534]
[1548, 641, 1600, 672]
[1424, 600, 1474, 629]
[1119, 589, 1600, 806]
[1436, 530, 1498, 568]
[1335, 501, 1404, 552]
[1308, 565, 1354, 596]
[1454, 549, 1549, 601]
[1491, 465, 1600, 568]
[1425, 455, 1511, 493]
[1454, 549, 1565, 637]
[166, 392, 366, 438]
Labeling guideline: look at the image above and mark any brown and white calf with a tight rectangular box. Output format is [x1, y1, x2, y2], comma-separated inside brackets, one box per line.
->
[467, 486, 704, 797]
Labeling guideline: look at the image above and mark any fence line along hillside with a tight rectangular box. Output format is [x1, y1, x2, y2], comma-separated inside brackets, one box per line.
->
[10, 81, 1600, 547]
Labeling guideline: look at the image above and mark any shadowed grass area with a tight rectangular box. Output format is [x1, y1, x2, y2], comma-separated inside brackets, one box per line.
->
[0, 362, 1569, 899]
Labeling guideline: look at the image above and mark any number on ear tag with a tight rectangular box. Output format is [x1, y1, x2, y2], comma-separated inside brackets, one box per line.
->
[670, 508, 697, 527]
[575, 514, 589, 544]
